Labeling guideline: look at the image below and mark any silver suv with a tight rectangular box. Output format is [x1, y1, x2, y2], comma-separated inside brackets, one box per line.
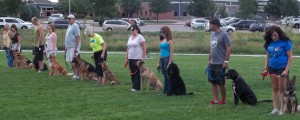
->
[48, 13, 64, 23]
[102, 20, 131, 31]
[0, 17, 34, 29]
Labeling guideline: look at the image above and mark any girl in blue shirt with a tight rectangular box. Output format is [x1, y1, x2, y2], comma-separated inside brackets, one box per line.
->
[263, 25, 293, 115]
[157, 26, 174, 94]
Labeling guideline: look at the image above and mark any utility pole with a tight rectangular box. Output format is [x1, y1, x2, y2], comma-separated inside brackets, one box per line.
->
[69, 0, 71, 15]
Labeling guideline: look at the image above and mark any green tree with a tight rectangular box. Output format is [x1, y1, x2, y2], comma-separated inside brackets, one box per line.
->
[265, 0, 299, 18]
[57, 0, 90, 15]
[1, 0, 24, 17]
[238, 0, 258, 19]
[149, 0, 171, 21]
[20, 5, 39, 21]
[187, 0, 216, 18]
[119, 0, 141, 18]
[218, 4, 228, 18]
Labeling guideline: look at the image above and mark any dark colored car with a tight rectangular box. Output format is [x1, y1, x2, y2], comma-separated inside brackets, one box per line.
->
[249, 22, 271, 32]
[230, 20, 256, 30]
[53, 20, 86, 29]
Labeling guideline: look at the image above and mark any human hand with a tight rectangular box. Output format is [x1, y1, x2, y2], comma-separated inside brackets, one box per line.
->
[262, 69, 268, 80]
[157, 65, 161, 73]
[280, 70, 288, 78]
[101, 54, 104, 59]
[124, 60, 128, 68]
[222, 62, 228, 68]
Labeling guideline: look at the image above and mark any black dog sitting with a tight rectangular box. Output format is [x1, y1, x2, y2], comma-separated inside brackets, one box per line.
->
[224, 69, 257, 105]
[166, 63, 193, 96]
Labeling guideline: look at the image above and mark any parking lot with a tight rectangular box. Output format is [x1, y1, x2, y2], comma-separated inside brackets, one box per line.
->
[40, 20, 300, 33]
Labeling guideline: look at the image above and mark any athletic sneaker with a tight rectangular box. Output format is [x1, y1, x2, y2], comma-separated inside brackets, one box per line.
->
[37, 69, 42, 73]
[210, 100, 218, 104]
[269, 109, 279, 115]
[130, 88, 137, 92]
[72, 75, 79, 80]
[278, 111, 284, 115]
[218, 99, 226, 105]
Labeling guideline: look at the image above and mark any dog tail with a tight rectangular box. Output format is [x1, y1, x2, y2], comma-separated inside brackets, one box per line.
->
[257, 100, 272, 103]
[185, 92, 194, 95]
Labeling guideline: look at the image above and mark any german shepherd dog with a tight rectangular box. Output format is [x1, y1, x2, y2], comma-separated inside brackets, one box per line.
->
[15, 52, 35, 69]
[137, 61, 162, 91]
[72, 54, 99, 81]
[224, 69, 272, 105]
[166, 63, 193, 96]
[283, 75, 300, 113]
[49, 54, 67, 76]
[100, 61, 120, 85]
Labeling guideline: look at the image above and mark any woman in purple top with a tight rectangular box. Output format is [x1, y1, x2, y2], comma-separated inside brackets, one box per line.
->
[263, 25, 293, 115]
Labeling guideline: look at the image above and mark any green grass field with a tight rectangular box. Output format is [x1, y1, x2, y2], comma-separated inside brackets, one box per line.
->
[0, 52, 299, 120]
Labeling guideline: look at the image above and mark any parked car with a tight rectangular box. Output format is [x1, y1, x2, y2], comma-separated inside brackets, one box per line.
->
[229, 20, 256, 30]
[102, 20, 131, 31]
[249, 22, 271, 32]
[205, 22, 236, 32]
[191, 19, 209, 29]
[48, 13, 64, 23]
[290, 18, 300, 28]
[281, 17, 293, 25]
[224, 18, 241, 25]
[53, 20, 86, 29]
[120, 18, 144, 26]
[0, 17, 33, 29]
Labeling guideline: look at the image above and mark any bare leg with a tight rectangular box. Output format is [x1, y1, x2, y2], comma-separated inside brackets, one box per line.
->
[212, 84, 219, 101]
[219, 85, 226, 101]
[38, 60, 44, 70]
[270, 75, 279, 110]
[278, 76, 286, 112]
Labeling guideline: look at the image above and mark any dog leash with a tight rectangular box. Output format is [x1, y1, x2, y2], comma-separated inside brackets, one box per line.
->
[205, 66, 224, 81]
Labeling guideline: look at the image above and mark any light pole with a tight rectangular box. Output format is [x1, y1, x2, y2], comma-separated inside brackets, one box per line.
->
[69, 0, 71, 15]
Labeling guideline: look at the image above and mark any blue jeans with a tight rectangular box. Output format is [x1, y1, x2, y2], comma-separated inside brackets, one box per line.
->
[160, 57, 171, 94]
[4, 48, 13, 67]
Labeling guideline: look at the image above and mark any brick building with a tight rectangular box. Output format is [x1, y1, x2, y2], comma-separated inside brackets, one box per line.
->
[30, 0, 58, 18]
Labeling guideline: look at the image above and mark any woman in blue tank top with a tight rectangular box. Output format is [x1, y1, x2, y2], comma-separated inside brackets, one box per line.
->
[263, 25, 293, 115]
[157, 26, 174, 94]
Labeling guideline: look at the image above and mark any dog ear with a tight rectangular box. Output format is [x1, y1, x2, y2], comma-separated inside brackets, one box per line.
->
[291, 75, 296, 85]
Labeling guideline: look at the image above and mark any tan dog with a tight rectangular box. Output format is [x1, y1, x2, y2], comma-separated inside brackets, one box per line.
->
[72, 54, 99, 81]
[49, 54, 67, 76]
[137, 61, 162, 91]
[15, 52, 35, 69]
[100, 61, 120, 85]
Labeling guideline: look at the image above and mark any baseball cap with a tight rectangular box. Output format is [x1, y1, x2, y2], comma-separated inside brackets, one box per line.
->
[67, 14, 75, 19]
[209, 18, 221, 27]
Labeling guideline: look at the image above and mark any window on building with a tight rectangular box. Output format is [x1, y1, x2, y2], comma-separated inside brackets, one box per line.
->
[174, 12, 178, 16]
[42, 8, 46, 10]
[183, 12, 187, 16]
[141, 11, 143, 15]
[145, 11, 147, 16]
[47, 12, 51, 16]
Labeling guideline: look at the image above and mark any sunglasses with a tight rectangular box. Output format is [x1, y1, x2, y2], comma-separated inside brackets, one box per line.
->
[130, 29, 135, 31]
[160, 30, 165, 34]
[47, 27, 51, 30]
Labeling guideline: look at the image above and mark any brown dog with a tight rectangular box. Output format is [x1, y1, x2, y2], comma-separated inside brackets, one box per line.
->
[49, 54, 67, 76]
[72, 54, 99, 81]
[283, 75, 299, 113]
[137, 61, 162, 91]
[15, 52, 35, 69]
[100, 61, 120, 85]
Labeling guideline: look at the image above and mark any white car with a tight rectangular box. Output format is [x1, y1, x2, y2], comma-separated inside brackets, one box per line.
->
[102, 20, 131, 31]
[191, 19, 209, 29]
[0, 17, 33, 29]
[48, 13, 64, 23]
[205, 22, 236, 32]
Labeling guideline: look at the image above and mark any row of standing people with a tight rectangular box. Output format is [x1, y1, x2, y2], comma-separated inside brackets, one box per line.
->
[1, 16, 293, 115]
[2, 24, 21, 67]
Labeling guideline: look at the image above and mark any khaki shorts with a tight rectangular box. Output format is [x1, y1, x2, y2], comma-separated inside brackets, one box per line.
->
[66, 47, 80, 62]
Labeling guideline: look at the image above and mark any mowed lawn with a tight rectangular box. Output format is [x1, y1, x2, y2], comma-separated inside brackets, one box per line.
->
[0, 52, 299, 120]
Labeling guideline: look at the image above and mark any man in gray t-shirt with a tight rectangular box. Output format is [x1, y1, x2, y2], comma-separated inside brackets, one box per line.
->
[207, 18, 232, 105]
[65, 14, 81, 80]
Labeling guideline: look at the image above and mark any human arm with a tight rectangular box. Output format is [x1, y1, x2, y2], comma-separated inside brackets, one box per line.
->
[52, 33, 57, 52]
[282, 50, 292, 76]
[140, 41, 147, 59]
[168, 39, 174, 67]
[101, 42, 106, 58]
[16, 34, 20, 51]
[223, 45, 231, 68]
[37, 26, 44, 47]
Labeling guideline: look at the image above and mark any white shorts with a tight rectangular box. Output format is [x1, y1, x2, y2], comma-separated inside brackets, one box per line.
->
[11, 43, 20, 51]
[46, 48, 58, 64]
[66, 47, 80, 62]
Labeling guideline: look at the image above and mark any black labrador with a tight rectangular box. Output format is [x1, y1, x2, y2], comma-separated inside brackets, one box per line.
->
[224, 69, 258, 105]
[166, 63, 193, 96]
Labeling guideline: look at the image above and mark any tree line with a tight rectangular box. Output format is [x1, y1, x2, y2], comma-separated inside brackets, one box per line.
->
[0, 0, 299, 21]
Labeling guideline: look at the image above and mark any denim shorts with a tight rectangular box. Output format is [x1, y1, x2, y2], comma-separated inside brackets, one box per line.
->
[268, 67, 286, 76]
[207, 64, 225, 85]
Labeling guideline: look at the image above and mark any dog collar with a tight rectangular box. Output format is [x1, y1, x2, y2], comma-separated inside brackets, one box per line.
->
[234, 76, 241, 83]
